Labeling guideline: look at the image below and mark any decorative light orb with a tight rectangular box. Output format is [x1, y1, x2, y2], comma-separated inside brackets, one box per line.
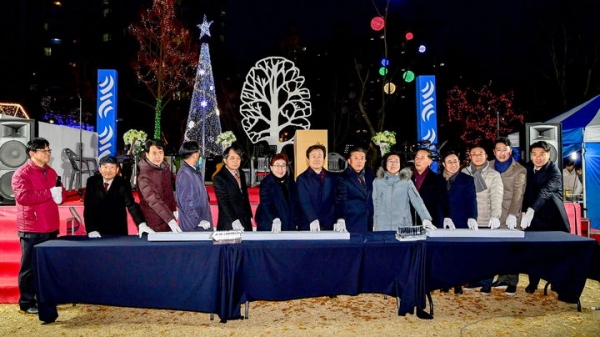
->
[383, 82, 396, 94]
[370, 17, 385, 31]
[187, 121, 195, 128]
[403, 71, 415, 83]
[405, 32, 414, 41]
[418, 45, 426, 53]
[200, 100, 207, 107]
[380, 58, 390, 67]
[379, 67, 388, 76]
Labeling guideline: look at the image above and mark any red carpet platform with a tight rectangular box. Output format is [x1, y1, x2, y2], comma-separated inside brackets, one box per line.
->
[0, 186, 260, 304]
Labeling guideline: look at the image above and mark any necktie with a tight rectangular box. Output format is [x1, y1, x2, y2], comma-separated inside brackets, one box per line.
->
[104, 182, 109, 192]
[233, 171, 241, 188]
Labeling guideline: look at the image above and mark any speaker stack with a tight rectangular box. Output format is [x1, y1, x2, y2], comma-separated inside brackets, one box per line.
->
[524, 123, 562, 171]
[0, 118, 35, 205]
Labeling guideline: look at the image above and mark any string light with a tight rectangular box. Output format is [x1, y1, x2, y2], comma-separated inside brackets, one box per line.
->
[183, 15, 223, 157]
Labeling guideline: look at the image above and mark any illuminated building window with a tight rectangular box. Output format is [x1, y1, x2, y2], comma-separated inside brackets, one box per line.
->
[44, 47, 52, 56]
[102, 33, 112, 42]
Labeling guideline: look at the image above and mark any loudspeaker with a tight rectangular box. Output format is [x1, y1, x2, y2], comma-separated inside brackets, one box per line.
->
[524, 123, 562, 171]
[0, 118, 35, 204]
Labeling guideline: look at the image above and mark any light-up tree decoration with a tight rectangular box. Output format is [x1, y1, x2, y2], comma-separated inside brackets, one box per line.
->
[446, 85, 524, 146]
[239, 56, 311, 152]
[183, 15, 223, 157]
[130, 0, 197, 139]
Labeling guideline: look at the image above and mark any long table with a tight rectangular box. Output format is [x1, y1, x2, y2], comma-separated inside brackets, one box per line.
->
[34, 231, 596, 323]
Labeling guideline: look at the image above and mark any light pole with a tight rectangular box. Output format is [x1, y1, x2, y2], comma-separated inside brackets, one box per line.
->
[78, 93, 83, 200]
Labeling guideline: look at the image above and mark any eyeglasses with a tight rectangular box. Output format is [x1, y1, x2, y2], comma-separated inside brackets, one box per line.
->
[36, 149, 52, 154]
[272, 164, 287, 169]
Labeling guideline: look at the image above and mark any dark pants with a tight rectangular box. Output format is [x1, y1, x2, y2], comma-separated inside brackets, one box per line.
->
[18, 231, 58, 311]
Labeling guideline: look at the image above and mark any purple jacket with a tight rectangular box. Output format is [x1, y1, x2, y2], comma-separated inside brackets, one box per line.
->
[175, 161, 213, 231]
[137, 158, 177, 232]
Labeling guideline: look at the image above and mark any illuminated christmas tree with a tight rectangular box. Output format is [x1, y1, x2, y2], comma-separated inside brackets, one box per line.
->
[184, 15, 223, 157]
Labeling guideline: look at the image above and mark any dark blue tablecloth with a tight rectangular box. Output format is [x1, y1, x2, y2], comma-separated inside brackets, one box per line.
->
[425, 231, 596, 303]
[34, 231, 596, 322]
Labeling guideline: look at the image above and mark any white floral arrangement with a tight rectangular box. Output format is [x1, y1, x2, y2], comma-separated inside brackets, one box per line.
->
[123, 129, 148, 154]
[372, 130, 397, 146]
[215, 131, 236, 145]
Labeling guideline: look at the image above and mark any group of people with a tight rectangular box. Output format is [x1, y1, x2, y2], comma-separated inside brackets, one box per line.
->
[12, 136, 572, 323]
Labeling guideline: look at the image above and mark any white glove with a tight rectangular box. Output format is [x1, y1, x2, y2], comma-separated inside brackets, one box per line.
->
[467, 218, 479, 230]
[506, 214, 517, 230]
[520, 208, 535, 229]
[50, 186, 62, 204]
[173, 211, 179, 220]
[334, 219, 348, 232]
[488, 217, 501, 230]
[272, 218, 282, 233]
[138, 222, 155, 238]
[232, 219, 244, 231]
[87, 231, 101, 238]
[309, 219, 320, 232]
[198, 220, 211, 230]
[443, 218, 456, 230]
[168, 219, 182, 233]
[422, 219, 437, 230]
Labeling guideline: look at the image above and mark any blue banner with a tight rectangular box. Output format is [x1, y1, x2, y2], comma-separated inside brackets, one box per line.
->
[97, 69, 118, 159]
[416, 75, 438, 145]
[416, 76, 439, 172]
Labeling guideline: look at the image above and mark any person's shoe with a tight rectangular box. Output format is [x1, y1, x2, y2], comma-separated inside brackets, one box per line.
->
[480, 285, 492, 295]
[22, 306, 39, 314]
[491, 281, 509, 289]
[454, 286, 463, 294]
[504, 285, 517, 296]
[525, 284, 537, 294]
[463, 284, 481, 291]
[440, 287, 450, 293]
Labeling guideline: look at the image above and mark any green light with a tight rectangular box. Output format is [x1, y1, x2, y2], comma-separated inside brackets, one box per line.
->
[403, 70, 415, 83]
[379, 67, 388, 76]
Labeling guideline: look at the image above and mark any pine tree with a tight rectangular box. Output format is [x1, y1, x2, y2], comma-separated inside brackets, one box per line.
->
[130, 0, 197, 139]
[183, 15, 223, 157]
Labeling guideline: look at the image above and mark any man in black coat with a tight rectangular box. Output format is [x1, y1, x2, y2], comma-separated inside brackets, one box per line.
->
[520, 141, 570, 294]
[411, 149, 451, 228]
[84, 156, 152, 238]
[213, 146, 253, 231]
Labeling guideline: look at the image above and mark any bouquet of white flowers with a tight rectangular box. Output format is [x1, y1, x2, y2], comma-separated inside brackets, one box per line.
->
[372, 131, 396, 146]
[123, 129, 148, 155]
[372, 131, 396, 155]
[216, 131, 236, 145]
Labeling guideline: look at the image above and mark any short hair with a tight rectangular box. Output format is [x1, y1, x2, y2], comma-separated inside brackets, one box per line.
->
[27, 138, 49, 153]
[415, 148, 433, 159]
[565, 159, 575, 166]
[99, 155, 118, 166]
[223, 145, 243, 159]
[495, 137, 512, 148]
[441, 150, 461, 162]
[381, 151, 401, 170]
[530, 141, 551, 153]
[306, 144, 326, 159]
[179, 141, 200, 159]
[346, 146, 367, 159]
[270, 152, 289, 166]
[144, 139, 164, 152]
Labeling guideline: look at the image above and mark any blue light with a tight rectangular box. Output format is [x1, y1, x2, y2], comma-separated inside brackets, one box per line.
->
[380, 58, 390, 67]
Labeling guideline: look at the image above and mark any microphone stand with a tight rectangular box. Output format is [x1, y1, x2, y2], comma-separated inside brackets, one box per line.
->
[78, 93, 83, 201]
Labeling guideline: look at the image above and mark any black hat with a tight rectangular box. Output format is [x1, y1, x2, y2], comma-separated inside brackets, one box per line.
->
[99, 156, 118, 165]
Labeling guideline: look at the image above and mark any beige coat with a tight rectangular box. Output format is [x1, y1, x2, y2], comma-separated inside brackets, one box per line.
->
[490, 159, 527, 229]
[462, 162, 504, 227]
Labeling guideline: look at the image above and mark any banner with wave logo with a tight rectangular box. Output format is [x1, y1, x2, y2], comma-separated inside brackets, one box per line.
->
[416, 75, 438, 146]
[97, 69, 117, 159]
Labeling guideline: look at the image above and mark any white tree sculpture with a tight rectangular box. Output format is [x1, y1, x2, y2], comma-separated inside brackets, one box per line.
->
[240, 56, 312, 153]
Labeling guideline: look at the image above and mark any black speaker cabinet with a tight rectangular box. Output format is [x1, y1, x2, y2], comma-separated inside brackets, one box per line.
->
[0, 118, 35, 204]
[524, 123, 562, 171]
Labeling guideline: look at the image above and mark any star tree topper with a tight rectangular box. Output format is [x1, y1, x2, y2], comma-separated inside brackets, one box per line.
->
[198, 15, 213, 39]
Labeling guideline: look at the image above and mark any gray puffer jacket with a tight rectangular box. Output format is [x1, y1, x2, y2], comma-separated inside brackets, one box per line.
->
[372, 167, 432, 231]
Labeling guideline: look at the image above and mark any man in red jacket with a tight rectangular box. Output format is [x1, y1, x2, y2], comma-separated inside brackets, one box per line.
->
[12, 137, 65, 321]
